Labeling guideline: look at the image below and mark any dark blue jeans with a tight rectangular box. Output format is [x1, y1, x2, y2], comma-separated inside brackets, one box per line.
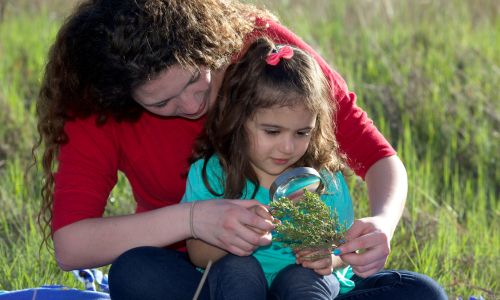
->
[109, 246, 447, 300]
[208, 254, 340, 300]
[336, 270, 448, 300]
[109, 246, 210, 300]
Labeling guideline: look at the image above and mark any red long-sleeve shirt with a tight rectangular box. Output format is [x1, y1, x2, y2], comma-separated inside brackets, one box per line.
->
[52, 19, 395, 236]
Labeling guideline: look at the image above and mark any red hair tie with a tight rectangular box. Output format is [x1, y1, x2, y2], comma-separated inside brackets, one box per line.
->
[266, 45, 294, 66]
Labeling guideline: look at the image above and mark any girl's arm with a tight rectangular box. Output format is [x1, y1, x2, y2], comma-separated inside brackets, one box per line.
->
[186, 239, 228, 268]
[53, 199, 273, 270]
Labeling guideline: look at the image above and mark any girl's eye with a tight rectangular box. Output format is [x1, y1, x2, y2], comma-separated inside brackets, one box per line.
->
[297, 130, 312, 136]
[264, 129, 280, 135]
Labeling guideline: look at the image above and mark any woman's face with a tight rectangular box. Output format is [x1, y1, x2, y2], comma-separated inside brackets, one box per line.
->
[133, 65, 220, 119]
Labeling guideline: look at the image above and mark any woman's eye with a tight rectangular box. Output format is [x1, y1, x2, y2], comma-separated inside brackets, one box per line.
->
[153, 101, 169, 108]
[189, 70, 201, 84]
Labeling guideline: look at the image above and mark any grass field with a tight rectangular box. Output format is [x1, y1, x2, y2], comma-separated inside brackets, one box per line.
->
[0, 0, 498, 298]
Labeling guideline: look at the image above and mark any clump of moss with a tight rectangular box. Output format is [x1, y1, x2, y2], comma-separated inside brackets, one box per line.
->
[270, 189, 347, 253]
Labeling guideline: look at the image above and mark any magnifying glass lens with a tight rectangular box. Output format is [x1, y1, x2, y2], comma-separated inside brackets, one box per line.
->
[270, 167, 323, 203]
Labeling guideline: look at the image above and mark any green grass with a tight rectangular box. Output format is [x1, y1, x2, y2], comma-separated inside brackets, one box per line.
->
[0, 0, 498, 298]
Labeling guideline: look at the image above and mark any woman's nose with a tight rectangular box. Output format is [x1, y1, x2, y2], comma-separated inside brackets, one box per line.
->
[178, 91, 201, 114]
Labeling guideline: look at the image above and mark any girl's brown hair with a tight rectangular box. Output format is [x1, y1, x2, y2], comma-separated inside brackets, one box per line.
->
[35, 0, 275, 243]
[191, 37, 345, 199]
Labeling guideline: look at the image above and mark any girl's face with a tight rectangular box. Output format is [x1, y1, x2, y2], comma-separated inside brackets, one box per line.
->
[245, 103, 317, 188]
[132, 65, 223, 119]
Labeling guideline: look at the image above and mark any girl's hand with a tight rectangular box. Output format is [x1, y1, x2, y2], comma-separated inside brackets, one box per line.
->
[192, 200, 275, 257]
[334, 216, 392, 278]
[295, 248, 335, 276]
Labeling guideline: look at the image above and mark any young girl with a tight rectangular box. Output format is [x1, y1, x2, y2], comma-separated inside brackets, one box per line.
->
[181, 37, 355, 299]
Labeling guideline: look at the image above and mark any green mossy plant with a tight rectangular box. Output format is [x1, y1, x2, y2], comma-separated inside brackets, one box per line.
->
[270, 189, 347, 253]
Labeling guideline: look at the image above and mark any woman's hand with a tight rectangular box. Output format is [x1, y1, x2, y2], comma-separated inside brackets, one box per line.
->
[246, 204, 275, 234]
[334, 216, 392, 278]
[335, 155, 407, 278]
[192, 200, 275, 256]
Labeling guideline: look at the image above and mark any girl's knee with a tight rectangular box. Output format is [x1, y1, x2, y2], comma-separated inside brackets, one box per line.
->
[270, 265, 340, 299]
[209, 255, 267, 299]
[213, 254, 262, 273]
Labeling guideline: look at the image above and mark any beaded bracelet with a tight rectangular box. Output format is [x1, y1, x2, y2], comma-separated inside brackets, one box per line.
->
[189, 201, 198, 239]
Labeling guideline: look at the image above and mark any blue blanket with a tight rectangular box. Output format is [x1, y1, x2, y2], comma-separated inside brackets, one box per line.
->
[0, 285, 110, 300]
[0, 269, 110, 299]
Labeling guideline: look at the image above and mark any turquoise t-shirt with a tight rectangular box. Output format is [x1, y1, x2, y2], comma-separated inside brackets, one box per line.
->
[181, 155, 355, 294]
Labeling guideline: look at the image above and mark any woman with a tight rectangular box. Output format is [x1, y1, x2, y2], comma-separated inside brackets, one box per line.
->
[36, 0, 446, 299]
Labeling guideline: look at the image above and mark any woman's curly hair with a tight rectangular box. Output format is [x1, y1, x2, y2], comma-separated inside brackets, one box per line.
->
[35, 0, 275, 244]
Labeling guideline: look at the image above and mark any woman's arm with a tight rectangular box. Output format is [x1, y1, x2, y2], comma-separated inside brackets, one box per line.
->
[185, 204, 273, 268]
[53, 204, 191, 270]
[335, 155, 408, 277]
[365, 155, 407, 238]
[186, 239, 228, 268]
[53, 199, 274, 271]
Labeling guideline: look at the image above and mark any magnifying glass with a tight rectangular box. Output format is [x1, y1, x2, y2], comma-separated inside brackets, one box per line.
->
[269, 167, 354, 228]
[269, 167, 324, 203]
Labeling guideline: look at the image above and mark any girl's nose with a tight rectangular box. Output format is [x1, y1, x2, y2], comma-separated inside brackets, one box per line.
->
[279, 135, 295, 154]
